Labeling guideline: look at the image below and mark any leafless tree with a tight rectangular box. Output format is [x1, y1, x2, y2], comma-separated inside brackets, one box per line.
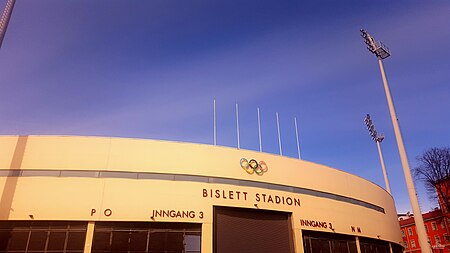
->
[414, 147, 450, 213]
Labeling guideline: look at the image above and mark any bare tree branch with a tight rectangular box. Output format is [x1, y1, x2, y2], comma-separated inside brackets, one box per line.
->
[414, 147, 450, 214]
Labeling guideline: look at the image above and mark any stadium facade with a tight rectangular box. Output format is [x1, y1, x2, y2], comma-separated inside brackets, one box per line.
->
[0, 135, 403, 253]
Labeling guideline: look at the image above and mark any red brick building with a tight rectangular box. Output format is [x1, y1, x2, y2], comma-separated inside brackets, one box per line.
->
[436, 178, 450, 215]
[399, 209, 450, 253]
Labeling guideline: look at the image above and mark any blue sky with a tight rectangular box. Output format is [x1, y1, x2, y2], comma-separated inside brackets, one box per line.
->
[0, 1, 449, 213]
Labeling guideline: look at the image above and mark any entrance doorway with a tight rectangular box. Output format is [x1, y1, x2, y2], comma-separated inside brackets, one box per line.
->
[214, 206, 293, 253]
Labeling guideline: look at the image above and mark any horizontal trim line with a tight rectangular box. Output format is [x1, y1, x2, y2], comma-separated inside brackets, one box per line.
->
[0, 169, 384, 213]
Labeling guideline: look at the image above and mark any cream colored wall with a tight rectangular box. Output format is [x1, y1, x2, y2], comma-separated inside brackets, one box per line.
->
[0, 135, 403, 251]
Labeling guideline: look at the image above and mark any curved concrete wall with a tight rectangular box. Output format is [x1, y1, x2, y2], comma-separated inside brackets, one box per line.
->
[0, 135, 403, 252]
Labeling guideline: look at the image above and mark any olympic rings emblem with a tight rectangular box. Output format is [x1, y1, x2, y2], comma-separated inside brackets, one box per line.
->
[240, 158, 268, 175]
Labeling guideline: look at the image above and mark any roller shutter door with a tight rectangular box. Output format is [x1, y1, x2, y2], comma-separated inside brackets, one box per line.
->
[214, 206, 293, 253]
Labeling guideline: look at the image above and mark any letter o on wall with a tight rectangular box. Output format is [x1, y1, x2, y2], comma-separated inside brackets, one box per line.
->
[104, 209, 112, 217]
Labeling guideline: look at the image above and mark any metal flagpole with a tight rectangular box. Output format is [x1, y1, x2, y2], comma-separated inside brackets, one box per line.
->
[0, 0, 16, 49]
[257, 107, 262, 152]
[236, 103, 240, 149]
[276, 112, 282, 156]
[213, 98, 216, 146]
[294, 117, 301, 159]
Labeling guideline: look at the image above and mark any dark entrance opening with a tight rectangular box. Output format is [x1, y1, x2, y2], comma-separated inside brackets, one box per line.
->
[214, 206, 294, 253]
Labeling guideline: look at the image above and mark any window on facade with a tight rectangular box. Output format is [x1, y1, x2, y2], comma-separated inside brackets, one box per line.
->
[0, 221, 87, 253]
[359, 237, 389, 253]
[92, 222, 201, 253]
[425, 224, 429, 232]
[435, 235, 441, 245]
[432, 222, 437, 231]
[392, 243, 404, 253]
[303, 230, 357, 253]
[445, 234, 450, 242]
[441, 221, 446, 229]
[401, 230, 405, 237]
[408, 228, 413, 236]
[411, 240, 416, 248]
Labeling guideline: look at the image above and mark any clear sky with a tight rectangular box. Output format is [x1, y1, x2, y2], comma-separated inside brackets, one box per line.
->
[1, 0, 449, 213]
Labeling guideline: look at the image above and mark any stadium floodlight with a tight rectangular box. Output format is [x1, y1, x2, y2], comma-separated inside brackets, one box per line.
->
[360, 29, 391, 59]
[360, 29, 432, 253]
[364, 114, 390, 194]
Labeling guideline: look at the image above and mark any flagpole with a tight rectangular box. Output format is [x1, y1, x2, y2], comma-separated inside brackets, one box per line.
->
[294, 117, 301, 159]
[276, 112, 282, 156]
[257, 107, 262, 152]
[213, 98, 216, 146]
[236, 103, 240, 149]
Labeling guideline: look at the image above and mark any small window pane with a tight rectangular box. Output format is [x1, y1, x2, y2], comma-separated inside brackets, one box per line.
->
[130, 231, 148, 251]
[28, 231, 47, 250]
[304, 238, 312, 253]
[92, 232, 111, 252]
[376, 245, 388, 253]
[185, 234, 201, 251]
[332, 240, 348, 253]
[0, 232, 11, 250]
[8, 231, 29, 250]
[311, 238, 331, 253]
[348, 241, 357, 253]
[166, 232, 184, 251]
[67, 232, 86, 250]
[47, 232, 66, 250]
[149, 232, 166, 251]
[111, 231, 129, 252]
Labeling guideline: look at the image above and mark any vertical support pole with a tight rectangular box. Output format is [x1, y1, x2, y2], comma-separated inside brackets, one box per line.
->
[355, 236, 362, 253]
[377, 57, 431, 253]
[83, 221, 95, 253]
[257, 107, 262, 152]
[202, 222, 213, 253]
[276, 112, 282, 156]
[376, 140, 391, 194]
[236, 103, 240, 149]
[294, 117, 301, 160]
[213, 98, 216, 146]
[0, 0, 16, 49]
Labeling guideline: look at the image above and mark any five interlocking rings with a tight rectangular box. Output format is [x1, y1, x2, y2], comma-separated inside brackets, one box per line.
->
[240, 158, 268, 175]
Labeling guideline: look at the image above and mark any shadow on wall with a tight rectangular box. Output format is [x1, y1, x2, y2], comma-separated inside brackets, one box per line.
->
[0, 135, 28, 219]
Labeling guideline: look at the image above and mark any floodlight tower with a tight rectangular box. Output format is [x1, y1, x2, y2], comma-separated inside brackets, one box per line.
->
[360, 29, 432, 253]
[364, 114, 391, 194]
[0, 0, 16, 49]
